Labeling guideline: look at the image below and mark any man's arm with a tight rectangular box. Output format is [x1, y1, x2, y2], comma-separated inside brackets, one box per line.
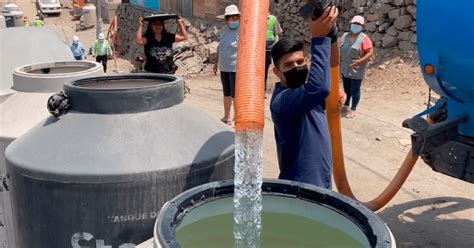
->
[271, 8, 338, 116]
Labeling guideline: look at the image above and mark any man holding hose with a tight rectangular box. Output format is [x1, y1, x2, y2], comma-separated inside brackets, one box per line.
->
[270, 6, 338, 189]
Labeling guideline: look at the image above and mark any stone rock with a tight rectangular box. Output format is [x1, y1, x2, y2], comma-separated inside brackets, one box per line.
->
[375, 18, 386, 25]
[341, 10, 351, 20]
[205, 26, 219, 39]
[366, 14, 381, 22]
[352, 0, 367, 8]
[388, 8, 401, 20]
[399, 40, 417, 51]
[394, 15, 414, 30]
[400, 7, 408, 15]
[372, 32, 384, 43]
[410, 34, 417, 43]
[371, 3, 392, 15]
[398, 31, 413, 41]
[393, 0, 406, 6]
[365, 22, 377, 32]
[199, 23, 207, 32]
[378, 22, 391, 32]
[407, 5, 417, 18]
[382, 34, 399, 48]
[386, 25, 399, 36]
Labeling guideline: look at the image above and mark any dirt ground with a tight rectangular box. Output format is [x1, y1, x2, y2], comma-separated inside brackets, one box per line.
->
[5, 0, 474, 247]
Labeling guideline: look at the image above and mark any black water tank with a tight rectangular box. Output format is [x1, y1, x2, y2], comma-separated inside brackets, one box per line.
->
[5, 74, 235, 248]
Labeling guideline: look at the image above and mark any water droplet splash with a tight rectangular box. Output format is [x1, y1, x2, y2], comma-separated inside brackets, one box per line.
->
[233, 131, 263, 248]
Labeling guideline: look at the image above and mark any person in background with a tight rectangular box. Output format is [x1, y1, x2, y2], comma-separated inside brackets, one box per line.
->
[213, 4, 240, 125]
[135, 15, 188, 74]
[36, 11, 45, 21]
[93, 33, 112, 73]
[339, 15, 374, 118]
[22, 16, 29, 27]
[264, 13, 283, 96]
[70, 36, 86, 60]
[270, 7, 338, 189]
[33, 16, 44, 27]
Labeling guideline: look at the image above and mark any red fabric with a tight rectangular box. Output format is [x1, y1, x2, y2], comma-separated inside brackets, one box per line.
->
[360, 36, 373, 53]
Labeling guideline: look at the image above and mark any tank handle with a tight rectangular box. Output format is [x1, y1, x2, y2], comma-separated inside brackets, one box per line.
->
[47, 91, 72, 118]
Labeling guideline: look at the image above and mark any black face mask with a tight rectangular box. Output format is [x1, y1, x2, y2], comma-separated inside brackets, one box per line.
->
[283, 65, 309, 89]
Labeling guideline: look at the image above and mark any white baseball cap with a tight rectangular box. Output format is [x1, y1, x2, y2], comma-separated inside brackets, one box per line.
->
[218, 5, 240, 19]
[98, 33, 105, 40]
[72, 36, 79, 42]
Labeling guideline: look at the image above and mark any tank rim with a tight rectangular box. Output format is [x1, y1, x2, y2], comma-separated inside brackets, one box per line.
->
[155, 179, 393, 248]
[13, 61, 101, 77]
[64, 73, 185, 114]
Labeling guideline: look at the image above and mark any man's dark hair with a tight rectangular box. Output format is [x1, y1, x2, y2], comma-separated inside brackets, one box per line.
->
[271, 39, 304, 67]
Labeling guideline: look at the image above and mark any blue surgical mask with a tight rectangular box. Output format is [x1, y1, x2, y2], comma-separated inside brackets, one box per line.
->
[350, 24, 362, 34]
[228, 21, 240, 29]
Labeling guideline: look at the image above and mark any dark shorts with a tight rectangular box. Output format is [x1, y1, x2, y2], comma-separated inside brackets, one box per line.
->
[220, 71, 236, 98]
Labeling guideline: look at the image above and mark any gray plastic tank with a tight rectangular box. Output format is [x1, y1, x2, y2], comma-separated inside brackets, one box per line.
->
[0, 61, 103, 248]
[0, 15, 5, 29]
[5, 74, 235, 248]
[148, 180, 396, 248]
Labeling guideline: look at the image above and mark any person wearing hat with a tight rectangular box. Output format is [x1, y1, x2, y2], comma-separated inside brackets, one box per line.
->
[93, 33, 113, 72]
[213, 4, 240, 125]
[339, 15, 374, 118]
[70, 36, 86, 60]
[22, 16, 29, 27]
[34, 16, 44, 27]
[135, 15, 188, 74]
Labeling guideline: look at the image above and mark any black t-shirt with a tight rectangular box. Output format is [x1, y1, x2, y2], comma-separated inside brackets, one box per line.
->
[144, 32, 176, 74]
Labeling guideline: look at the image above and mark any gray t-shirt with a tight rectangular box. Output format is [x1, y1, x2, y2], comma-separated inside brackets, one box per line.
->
[218, 27, 238, 73]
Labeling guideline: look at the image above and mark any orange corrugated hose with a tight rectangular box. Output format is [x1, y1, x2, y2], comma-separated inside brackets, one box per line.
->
[234, 0, 269, 133]
[327, 66, 419, 211]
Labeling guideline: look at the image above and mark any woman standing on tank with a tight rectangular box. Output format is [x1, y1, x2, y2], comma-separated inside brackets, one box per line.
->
[135, 16, 188, 74]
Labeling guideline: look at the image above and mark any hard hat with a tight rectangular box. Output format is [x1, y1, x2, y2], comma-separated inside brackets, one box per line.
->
[73, 36, 79, 42]
[218, 5, 240, 19]
[98, 33, 105, 40]
[35, 16, 39, 20]
[351, 15, 365, 26]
